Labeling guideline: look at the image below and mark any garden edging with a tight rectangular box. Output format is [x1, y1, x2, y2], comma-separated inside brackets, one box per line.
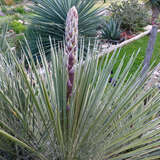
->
[99, 28, 160, 58]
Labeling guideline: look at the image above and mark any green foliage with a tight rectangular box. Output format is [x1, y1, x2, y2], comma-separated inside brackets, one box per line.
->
[1, 7, 7, 14]
[14, 6, 26, 14]
[109, 0, 150, 32]
[0, 36, 160, 159]
[26, 0, 103, 57]
[144, 0, 160, 10]
[14, 0, 23, 4]
[0, 0, 7, 13]
[9, 20, 26, 33]
[101, 18, 121, 42]
[0, 16, 12, 27]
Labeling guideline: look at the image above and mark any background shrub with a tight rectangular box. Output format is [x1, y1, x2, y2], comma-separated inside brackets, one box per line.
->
[108, 0, 150, 33]
[14, 6, 26, 14]
[10, 20, 26, 33]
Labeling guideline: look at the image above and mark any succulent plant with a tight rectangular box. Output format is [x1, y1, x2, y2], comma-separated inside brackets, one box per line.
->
[1, 6, 160, 160]
[26, 0, 103, 59]
[101, 18, 121, 43]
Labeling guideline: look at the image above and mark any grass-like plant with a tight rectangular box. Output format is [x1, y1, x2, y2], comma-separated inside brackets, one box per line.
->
[0, 6, 160, 160]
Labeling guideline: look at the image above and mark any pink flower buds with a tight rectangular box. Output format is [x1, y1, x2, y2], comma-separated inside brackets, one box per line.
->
[65, 6, 78, 57]
[65, 6, 78, 107]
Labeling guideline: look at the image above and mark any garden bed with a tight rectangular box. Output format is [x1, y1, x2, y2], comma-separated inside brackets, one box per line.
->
[100, 31, 160, 79]
[100, 26, 160, 56]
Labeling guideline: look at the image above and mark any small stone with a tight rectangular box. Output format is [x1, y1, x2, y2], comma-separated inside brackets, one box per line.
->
[153, 71, 160, 77]
[18, 20, 23, 24]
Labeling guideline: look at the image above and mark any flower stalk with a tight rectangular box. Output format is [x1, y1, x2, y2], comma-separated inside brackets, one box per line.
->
[65, 6, 78, 108]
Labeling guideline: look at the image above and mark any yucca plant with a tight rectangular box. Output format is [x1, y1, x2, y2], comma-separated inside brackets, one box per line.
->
[1, 6, 160, 160]
[25, 0, 103, 59]
[101, 18, 121, 43]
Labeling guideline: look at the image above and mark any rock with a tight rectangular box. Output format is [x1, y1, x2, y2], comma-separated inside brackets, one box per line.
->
[18, 19, 24, 24]
[144, 25, 152, 31]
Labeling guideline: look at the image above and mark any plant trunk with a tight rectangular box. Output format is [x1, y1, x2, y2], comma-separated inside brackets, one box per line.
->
[151, 6, 159, 25]
[142, 6, 159, 75]
[142, 25, 158, 74]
